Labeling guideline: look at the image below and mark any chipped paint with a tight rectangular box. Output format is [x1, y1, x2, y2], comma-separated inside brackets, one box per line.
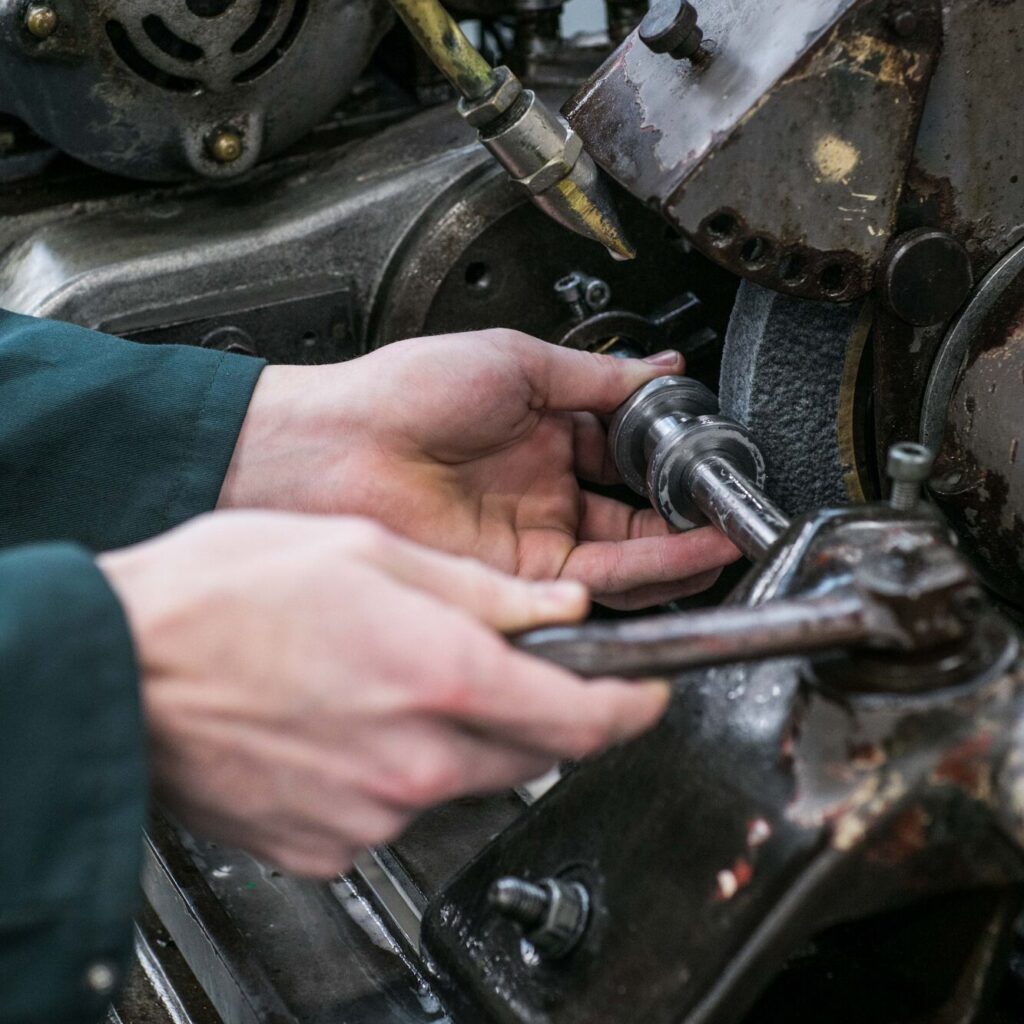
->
[813, 134, 860, 185]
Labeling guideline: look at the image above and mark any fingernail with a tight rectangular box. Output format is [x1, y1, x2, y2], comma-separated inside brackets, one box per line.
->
[643, 349, 681, 367]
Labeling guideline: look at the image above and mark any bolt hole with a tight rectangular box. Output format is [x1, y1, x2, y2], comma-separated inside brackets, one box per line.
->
[705, 211, 737, 242]
[779, 251, 807, 283]
[820, 262, 849, 296]
[302, 331, 317, 347]
[740, 236, 771, 266]
[465, 261, 492, 292]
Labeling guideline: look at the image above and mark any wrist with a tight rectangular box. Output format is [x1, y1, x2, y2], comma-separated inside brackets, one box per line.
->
[216, 362, 366, 512]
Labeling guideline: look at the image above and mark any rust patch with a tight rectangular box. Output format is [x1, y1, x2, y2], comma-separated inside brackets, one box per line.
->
[933, 733, 994, 796]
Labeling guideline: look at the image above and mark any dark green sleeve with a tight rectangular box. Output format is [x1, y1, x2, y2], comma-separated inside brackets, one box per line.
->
[0, 543, 142, 1024]
[0, 309, 266, 551]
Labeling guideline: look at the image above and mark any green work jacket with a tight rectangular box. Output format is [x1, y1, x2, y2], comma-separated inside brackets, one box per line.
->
[0, 309, 265, 1023]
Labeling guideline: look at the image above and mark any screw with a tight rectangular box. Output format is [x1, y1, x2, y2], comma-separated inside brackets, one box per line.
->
[23, 3, 58, 38]
[890, 7, 918, 37]
[887, 442, 935, 511]
[208, 129, 243, 164]
[488, 876, 590, 959]
[554, 273, 587, 320]
[639, 0, 704, 61]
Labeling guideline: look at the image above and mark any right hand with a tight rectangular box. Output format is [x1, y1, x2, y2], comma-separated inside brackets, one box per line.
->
[99, 512, 669, 878]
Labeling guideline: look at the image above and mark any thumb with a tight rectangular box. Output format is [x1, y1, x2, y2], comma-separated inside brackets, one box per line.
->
[517, 336, 686, 414]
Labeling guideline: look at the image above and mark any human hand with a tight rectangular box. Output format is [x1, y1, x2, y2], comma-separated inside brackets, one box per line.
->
[219, 330, 740, 609]
[99, 512, 668, 877]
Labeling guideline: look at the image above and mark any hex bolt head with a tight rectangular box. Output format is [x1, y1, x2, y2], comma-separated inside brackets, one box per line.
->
[208, 129, 243, 164]
[639, 0, 704, 60]
[488, 876, 590, 959]
[23, 2, 58, 38]
[887, 442, 935, 511]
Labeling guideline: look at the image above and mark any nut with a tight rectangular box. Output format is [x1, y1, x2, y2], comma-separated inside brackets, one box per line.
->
[24, 3, 58, 39]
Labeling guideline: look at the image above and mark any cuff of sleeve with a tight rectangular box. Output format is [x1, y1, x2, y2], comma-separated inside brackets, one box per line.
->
[0, 543, 144, 1023]
[160, 349, 267, 533]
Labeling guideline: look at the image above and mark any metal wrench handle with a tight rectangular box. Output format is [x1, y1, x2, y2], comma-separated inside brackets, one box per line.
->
[513, 592, 871, 678]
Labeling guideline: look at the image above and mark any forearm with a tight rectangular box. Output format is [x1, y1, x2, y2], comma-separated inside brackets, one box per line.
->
[0, 543, 144, 1023]
[0, 310, 265, 551]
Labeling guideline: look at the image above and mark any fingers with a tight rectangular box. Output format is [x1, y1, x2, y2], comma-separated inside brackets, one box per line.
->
[572, 412, 621, 485]
[419, 639, 671, 758]
[508, 332, 686, 414]
[598, 568, 723, 611]
[361, 527, 590, 632]
[352, 721, 558, 810]
[559, 526, 741, 598]
[577, 490, 674, 543]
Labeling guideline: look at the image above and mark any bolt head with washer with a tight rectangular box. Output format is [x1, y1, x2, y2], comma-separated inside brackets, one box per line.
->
[24, 2, 58, 38]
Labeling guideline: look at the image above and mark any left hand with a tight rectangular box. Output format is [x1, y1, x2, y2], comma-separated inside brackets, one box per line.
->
[218, 329, 740, 609]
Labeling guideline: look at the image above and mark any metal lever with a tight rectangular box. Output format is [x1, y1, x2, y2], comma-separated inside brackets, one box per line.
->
[513, 592, 873, 678]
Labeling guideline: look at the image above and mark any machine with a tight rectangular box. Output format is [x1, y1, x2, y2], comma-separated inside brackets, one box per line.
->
[1, 0, 1022, 1020]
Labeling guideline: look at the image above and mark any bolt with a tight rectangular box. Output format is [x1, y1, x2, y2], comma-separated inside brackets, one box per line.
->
[554, 273, 587, 320]
[890, 7, 918, 37]
[887, 442, 935, 511]
[208, 129, 243, 164]
[639, 0, 704, 61]
[490, 877, 550, 926]
[583, 276, 611, 312]
[23, 3, 58, 38]
[488, 876, 590, 959]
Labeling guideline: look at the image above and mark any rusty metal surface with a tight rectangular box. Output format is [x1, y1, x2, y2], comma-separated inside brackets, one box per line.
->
[927, 244, 1024, 607]
[564, 0, 942, 301]
[421, 505, 1024, 1024]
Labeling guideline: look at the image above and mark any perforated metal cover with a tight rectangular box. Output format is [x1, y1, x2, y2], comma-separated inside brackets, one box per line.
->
[0, 0, 389, 179]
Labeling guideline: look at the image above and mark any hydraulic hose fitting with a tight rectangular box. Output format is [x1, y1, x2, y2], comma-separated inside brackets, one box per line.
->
[386, 0, 635, 260]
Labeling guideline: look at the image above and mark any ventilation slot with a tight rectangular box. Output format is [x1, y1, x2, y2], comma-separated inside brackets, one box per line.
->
[233, 0, 307, 83]
[105, 20, 199, 91]
[142, 14, 203, 62]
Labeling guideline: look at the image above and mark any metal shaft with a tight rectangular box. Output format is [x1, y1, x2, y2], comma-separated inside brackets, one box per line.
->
[687, 455, 791, 561]
[513, 592, 871, 678]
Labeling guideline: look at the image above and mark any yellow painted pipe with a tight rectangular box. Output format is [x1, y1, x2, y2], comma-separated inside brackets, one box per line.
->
[388, 0, 497, 100]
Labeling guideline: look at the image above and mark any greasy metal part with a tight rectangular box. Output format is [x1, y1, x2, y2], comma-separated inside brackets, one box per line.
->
[686, 455, 790, 560]
[921, 240, 1024, 608]
[0, 0, 390, 180]
[564, 0, 944, 300]
[422, 505, 1024, 1024]
[607, 375, 789, 557]
[881, 229, 973, 328]
[886, 441, 934, 512]
[515, 591, 884, 678]
[488, 877, 590, 959]
[387, 0, 635, 258]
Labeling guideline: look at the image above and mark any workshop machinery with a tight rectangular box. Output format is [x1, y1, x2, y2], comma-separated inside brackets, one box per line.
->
[1, 0, 1023, 1021]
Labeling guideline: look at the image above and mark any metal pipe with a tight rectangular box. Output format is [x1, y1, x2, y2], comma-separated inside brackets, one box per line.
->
[687, 454, 791, 561]
[513, 592, 871, 678]
[387, 0, 497, 99]
[383, 0, 635, 259]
